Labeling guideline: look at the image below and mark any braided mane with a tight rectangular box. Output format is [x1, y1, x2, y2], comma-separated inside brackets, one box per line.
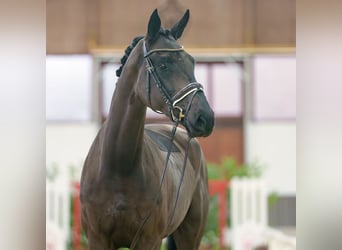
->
[116, 35, 144, 77]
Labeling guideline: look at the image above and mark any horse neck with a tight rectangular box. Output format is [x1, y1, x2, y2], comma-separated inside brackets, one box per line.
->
[99, 51, 146, 178]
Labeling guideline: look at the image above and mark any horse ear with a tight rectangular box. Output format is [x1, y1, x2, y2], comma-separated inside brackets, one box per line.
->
[147, 9, 161, 41]
[170, 9, 190, 40]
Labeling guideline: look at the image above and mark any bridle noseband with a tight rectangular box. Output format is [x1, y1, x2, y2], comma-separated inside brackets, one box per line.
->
[143, 40, 203, 122]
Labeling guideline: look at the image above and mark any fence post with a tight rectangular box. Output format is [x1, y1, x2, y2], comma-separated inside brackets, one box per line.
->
[72, 182, 82, 250]
[208, 180, 229, 249]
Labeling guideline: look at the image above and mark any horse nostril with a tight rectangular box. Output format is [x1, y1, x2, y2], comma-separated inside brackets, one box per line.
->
[186, 111, 214, 138]
[196, 115, 207, 129]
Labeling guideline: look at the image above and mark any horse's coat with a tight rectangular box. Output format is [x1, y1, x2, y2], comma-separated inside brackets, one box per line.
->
[80, 9, 215, 250]
[145, 128, 180, 152]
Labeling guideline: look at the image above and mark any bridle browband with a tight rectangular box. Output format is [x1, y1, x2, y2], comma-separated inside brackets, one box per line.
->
[143, 40, 203, 122]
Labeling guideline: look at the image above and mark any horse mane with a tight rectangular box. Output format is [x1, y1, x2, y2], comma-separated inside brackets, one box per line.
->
[116, 35, 145, 77]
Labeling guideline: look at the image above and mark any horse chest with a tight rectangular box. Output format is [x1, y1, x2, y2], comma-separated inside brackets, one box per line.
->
[97, 184, 158, 219]
[95, 197, 166, 243]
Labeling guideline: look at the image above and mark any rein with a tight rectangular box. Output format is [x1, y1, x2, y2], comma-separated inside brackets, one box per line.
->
[130, 41, 202, 249]
[130, 125, 192, 250]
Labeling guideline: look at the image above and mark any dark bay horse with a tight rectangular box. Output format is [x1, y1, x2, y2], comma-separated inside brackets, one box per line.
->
[80, 9, 215, 250]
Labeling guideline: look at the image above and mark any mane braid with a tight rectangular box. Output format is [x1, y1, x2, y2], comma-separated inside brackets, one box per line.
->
[116, 35, 144, 77]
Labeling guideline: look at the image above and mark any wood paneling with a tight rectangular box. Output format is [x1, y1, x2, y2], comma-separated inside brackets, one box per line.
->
[179, 0, 245, 47]
[254, 0, 296, 44]
[47, 0, 89, 54]
[95, 0, 245, 47]
[46, 0, 295, 54]
[198, 124, 243, 165]
[96, 0, 157, 46]
[145, 118, 243, 164]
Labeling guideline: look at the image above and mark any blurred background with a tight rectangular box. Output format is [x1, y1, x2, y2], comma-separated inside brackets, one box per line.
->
[46, 0, 295, 249]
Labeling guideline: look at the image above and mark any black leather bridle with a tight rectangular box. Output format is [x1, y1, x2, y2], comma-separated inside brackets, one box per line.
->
[143, 40, 203, 122]
[131, 41, 203, 249]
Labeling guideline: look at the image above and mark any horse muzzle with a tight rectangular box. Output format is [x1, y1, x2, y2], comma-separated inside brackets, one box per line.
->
[183, 94, 215, 138]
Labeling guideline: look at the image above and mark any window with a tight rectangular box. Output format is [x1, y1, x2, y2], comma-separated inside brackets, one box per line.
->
[212, 63, 242, 116]
[46, 55, 92, 121]
[195, 62, 243, 117]
[253, 55, 296, 120]
[101, 63, 119, 117]
[100, 61, 243, 121]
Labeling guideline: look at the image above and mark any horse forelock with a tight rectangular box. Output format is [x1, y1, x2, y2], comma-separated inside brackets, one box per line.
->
[160, 28, 171, 37]
[160, 28, 180, 42]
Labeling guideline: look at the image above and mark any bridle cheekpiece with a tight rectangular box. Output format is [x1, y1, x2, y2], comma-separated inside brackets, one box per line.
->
[143, 40, 203, 122]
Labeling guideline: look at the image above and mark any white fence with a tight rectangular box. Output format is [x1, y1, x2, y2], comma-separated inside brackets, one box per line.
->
[46, 165, 71, 250]
[228, 177, 296, 250]
[45, 170, 296, 250]
[229, 177, 268, 250]
[263, 228, 296, 250]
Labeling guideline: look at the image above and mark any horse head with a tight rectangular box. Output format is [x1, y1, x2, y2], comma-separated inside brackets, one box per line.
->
[133, 9, 214, 138]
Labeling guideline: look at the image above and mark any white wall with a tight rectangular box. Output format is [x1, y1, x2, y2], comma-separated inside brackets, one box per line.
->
[243, 55, 296, 196]
[245, 122, 296, 195]
[45, 54, 296, 196]
[46, 121, 296, 195]
[46, 55, 93, 121]
[46, 123, 99, 179]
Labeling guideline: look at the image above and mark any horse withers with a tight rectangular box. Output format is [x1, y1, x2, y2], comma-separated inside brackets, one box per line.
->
[80, 9, 214, 250]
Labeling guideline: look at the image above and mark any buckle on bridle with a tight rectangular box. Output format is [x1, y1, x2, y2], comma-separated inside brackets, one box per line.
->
[171, 106, 185, 122]
[146, 65, 154, 73]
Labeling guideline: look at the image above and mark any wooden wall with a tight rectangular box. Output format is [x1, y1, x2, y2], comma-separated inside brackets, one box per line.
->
[47, 0, 295, 164]
[199, 125, 244, 164]
[145, 118, 244, 164]
[47, 0, 295, 54]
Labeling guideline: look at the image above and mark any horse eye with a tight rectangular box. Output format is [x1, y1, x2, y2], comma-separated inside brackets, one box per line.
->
[159, 64, 167, 70]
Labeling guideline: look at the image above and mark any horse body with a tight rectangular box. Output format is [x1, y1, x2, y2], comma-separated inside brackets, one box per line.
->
[81, 124, 208, 249]
[80, 9, 214, 250]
